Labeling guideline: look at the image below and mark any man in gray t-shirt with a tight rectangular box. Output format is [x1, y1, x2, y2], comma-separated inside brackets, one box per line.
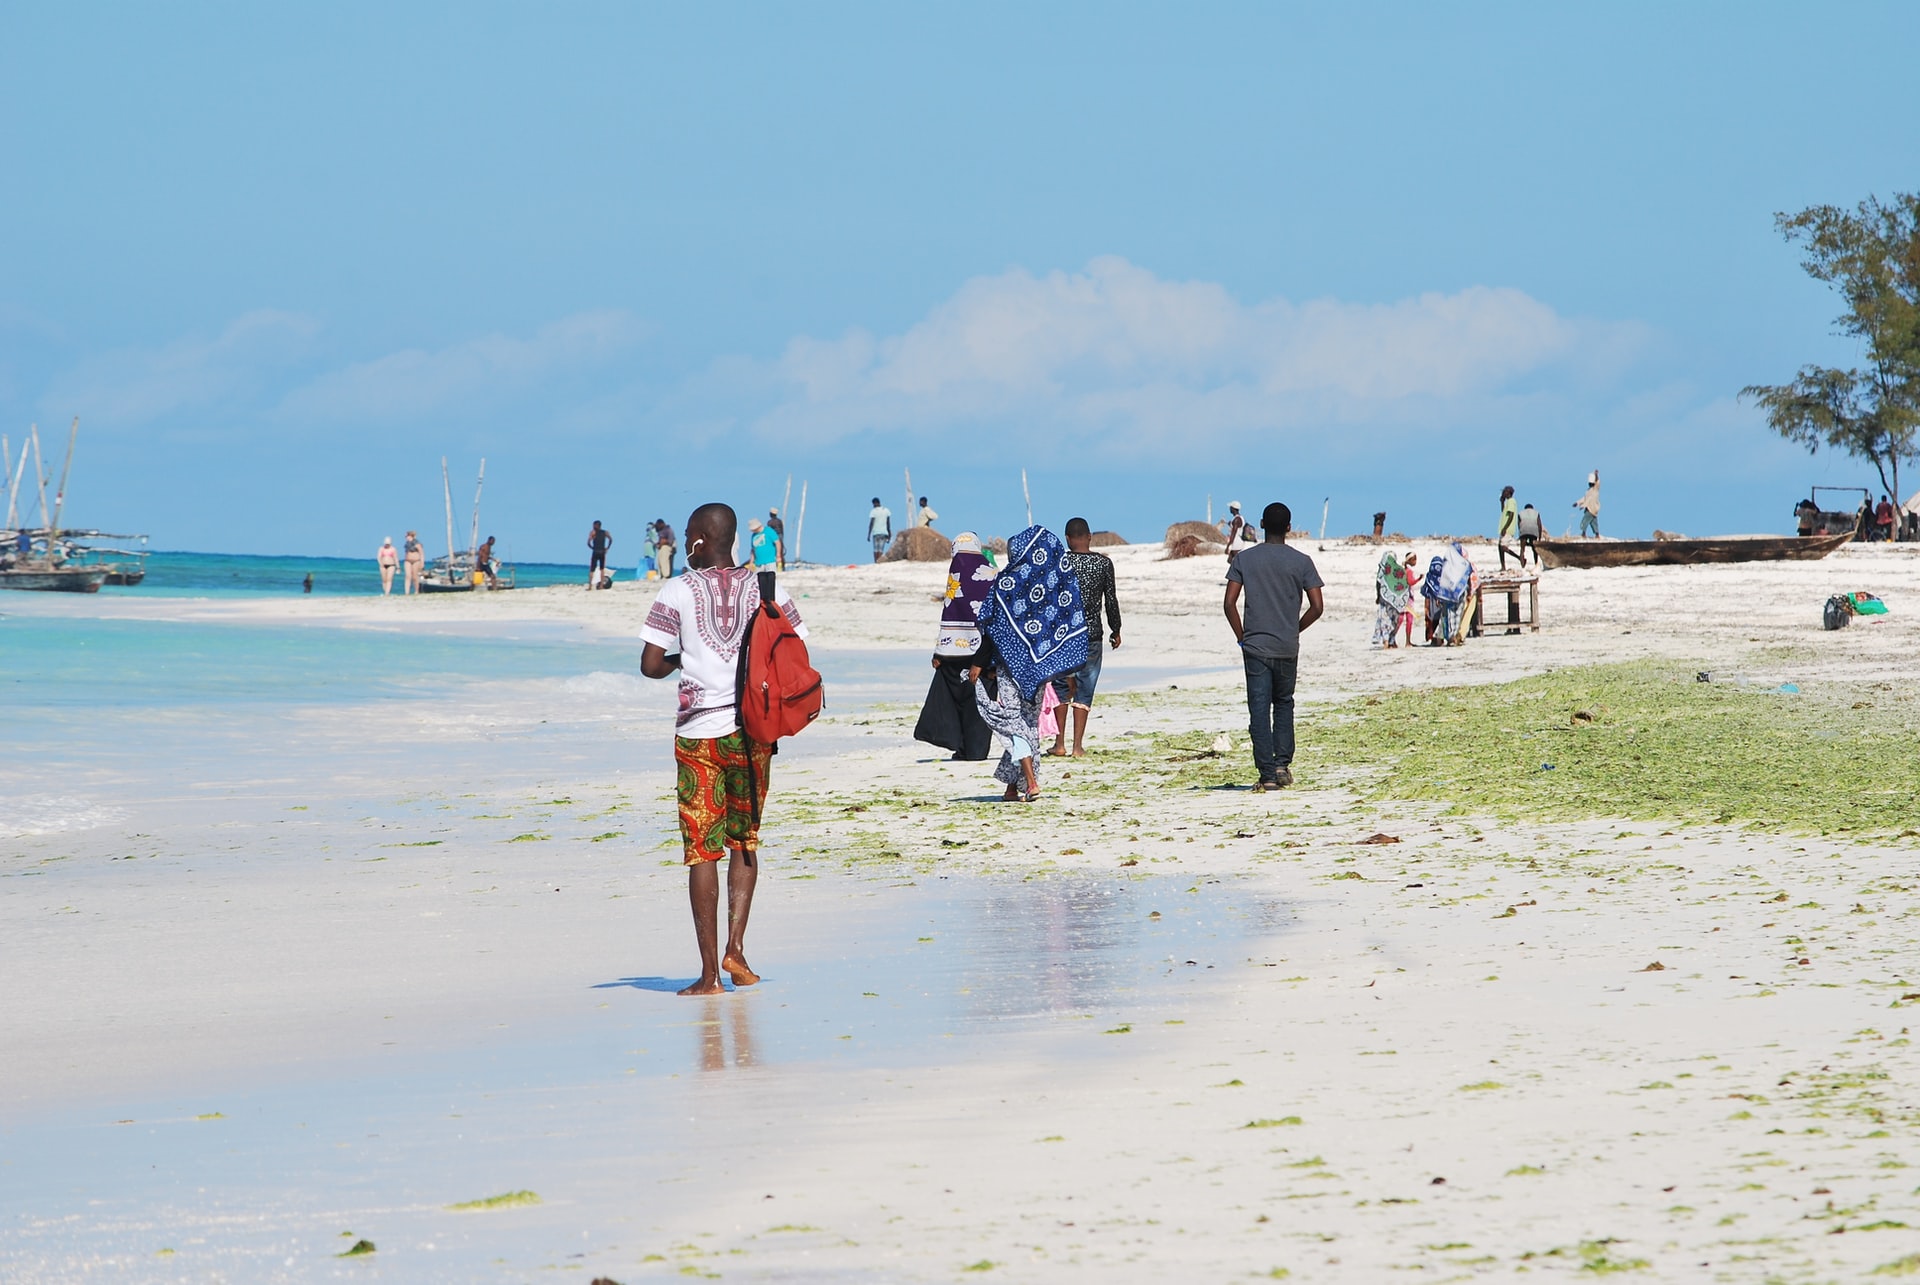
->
[1224, 502, 1326, 790]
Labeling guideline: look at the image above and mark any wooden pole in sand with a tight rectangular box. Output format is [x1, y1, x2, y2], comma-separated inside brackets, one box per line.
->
[1319, 496, 1329, 541]
[50, 417, 79, 540]
[903, 467, 914, 532]
[794, 479, 807, 563]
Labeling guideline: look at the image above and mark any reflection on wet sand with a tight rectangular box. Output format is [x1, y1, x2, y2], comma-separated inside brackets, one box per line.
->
[958, 877, 1231, 1023]
[695, 994, 758, 1072]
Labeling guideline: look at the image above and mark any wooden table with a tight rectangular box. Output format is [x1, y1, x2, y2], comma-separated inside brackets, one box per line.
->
[1474, 571, 1540, 635]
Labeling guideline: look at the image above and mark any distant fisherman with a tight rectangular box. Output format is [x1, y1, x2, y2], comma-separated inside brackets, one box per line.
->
[587, 520, 613, 590]
[654, 519, 677, 579]
[1496, 485, 1519, 569]
[1574, 470, 1601, 538]
[476, 535, 498, 588]
[639, 503, 807, 996]
[868, 498, 893, 562]
[767, 507, 786, 569]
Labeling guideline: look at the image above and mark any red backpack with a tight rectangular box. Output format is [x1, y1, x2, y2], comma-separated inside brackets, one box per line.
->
[737, 570, 824, 744]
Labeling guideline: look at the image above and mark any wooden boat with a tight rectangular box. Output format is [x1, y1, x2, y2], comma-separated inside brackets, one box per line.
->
[0, 563, 109, 592]
[1536, 531, 1853, 569]
[418, 457, 514, 592]
[4, 421, 147, 590]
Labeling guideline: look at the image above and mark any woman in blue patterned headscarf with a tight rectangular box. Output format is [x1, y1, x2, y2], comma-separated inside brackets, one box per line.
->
[967, 525, 1088, 801]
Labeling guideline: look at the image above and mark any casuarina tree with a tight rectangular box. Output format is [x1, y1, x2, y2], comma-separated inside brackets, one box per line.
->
[1742, 193, 1920, 506]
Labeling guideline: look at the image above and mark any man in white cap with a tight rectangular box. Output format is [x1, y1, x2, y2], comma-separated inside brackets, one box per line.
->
[1574, 470, 1601, 538]
[1224, 501, 1256, 558]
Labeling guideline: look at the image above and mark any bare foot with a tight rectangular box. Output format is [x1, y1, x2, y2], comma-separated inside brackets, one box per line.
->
[721, 953, 760, 987]
[1071, 746, 1086, 757]
[1002, 784, 1020, 801]
[678, 975, 726, 996]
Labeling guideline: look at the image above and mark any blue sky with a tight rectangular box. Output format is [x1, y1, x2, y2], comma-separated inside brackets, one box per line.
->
[3, 2, 1917, 563]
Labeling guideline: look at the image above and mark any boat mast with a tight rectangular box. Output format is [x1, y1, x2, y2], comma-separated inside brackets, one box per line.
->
[468, 457, 486, 556]
[441, 456, 456, 563]
[29, 425, 51, 530]
[1, 435, 11, 529]
[49, 417, 79, 541]
[4, 434, 28, 531]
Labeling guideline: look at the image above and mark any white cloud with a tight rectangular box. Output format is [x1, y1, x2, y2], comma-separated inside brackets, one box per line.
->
[279, 310, 647, 423]
[41, 310, 319, 425]
[753, 256, 1642, 445]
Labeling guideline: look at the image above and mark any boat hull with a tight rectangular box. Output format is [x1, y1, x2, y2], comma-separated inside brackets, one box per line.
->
[1536, 531, 1853, 569]
[0, 567, 111, 592]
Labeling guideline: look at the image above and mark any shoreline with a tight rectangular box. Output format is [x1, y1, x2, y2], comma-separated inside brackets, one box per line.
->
[5, 542, 1920, 1279]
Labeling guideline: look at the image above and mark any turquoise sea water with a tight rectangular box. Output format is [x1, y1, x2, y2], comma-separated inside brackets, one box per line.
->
[1, 595, 927, 816]
[1, 611, 629, 711]
[117, 549, 600, 597]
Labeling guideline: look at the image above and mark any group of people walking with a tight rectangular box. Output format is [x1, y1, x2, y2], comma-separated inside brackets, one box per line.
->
[1372, 541, 1483, 648]
[374, 532, 426, 595]
[913, 517, 1126, 798]
[633, 491, 1336, 993]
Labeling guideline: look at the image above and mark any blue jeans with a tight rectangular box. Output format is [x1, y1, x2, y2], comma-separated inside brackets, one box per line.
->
[1243, 652, 1299, 780]
[1050, 643, 1103, 707]
[1579, 510, 1600, 537]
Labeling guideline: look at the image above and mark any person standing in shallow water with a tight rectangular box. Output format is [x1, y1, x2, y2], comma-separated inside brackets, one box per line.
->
[1224, 502, 1325, 791]
[639, 503, 806, 996]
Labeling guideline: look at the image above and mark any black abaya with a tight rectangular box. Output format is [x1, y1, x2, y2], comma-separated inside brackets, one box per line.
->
[913, 654, 993, 760]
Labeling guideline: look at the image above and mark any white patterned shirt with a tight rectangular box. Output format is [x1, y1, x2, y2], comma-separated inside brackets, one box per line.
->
[640, 568, 806, 738]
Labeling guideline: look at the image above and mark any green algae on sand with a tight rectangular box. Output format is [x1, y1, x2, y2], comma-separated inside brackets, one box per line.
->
[1295, 662, 1920, 835]
[447, 1189, 542, 1211]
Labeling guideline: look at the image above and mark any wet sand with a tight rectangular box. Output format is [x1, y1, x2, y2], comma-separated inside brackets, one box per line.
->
[5, 541, 1920, 1281]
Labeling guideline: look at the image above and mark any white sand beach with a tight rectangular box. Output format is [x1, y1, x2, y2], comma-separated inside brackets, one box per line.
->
[6, 540, 1920, 1282]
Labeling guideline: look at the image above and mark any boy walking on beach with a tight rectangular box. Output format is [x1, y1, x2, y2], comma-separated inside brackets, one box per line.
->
[640, 503, 807, 995]
[1223, 502, 1325, 791]
[1049, 517, 1122, 757]
[868, 498, 893, 562]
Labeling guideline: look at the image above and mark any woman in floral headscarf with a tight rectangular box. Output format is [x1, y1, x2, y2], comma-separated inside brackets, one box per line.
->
[1372, 551, 1411, 649]
[967, 525, 1088, 801]
[913, 533, 995, 761]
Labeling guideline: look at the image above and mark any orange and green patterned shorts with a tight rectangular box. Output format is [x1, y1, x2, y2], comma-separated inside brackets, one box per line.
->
[675, 730, 772, 865]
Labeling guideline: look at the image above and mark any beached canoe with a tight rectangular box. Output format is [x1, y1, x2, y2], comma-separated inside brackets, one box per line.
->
[1536, 531, 1853, 569]
[0, 564, 111, 592]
